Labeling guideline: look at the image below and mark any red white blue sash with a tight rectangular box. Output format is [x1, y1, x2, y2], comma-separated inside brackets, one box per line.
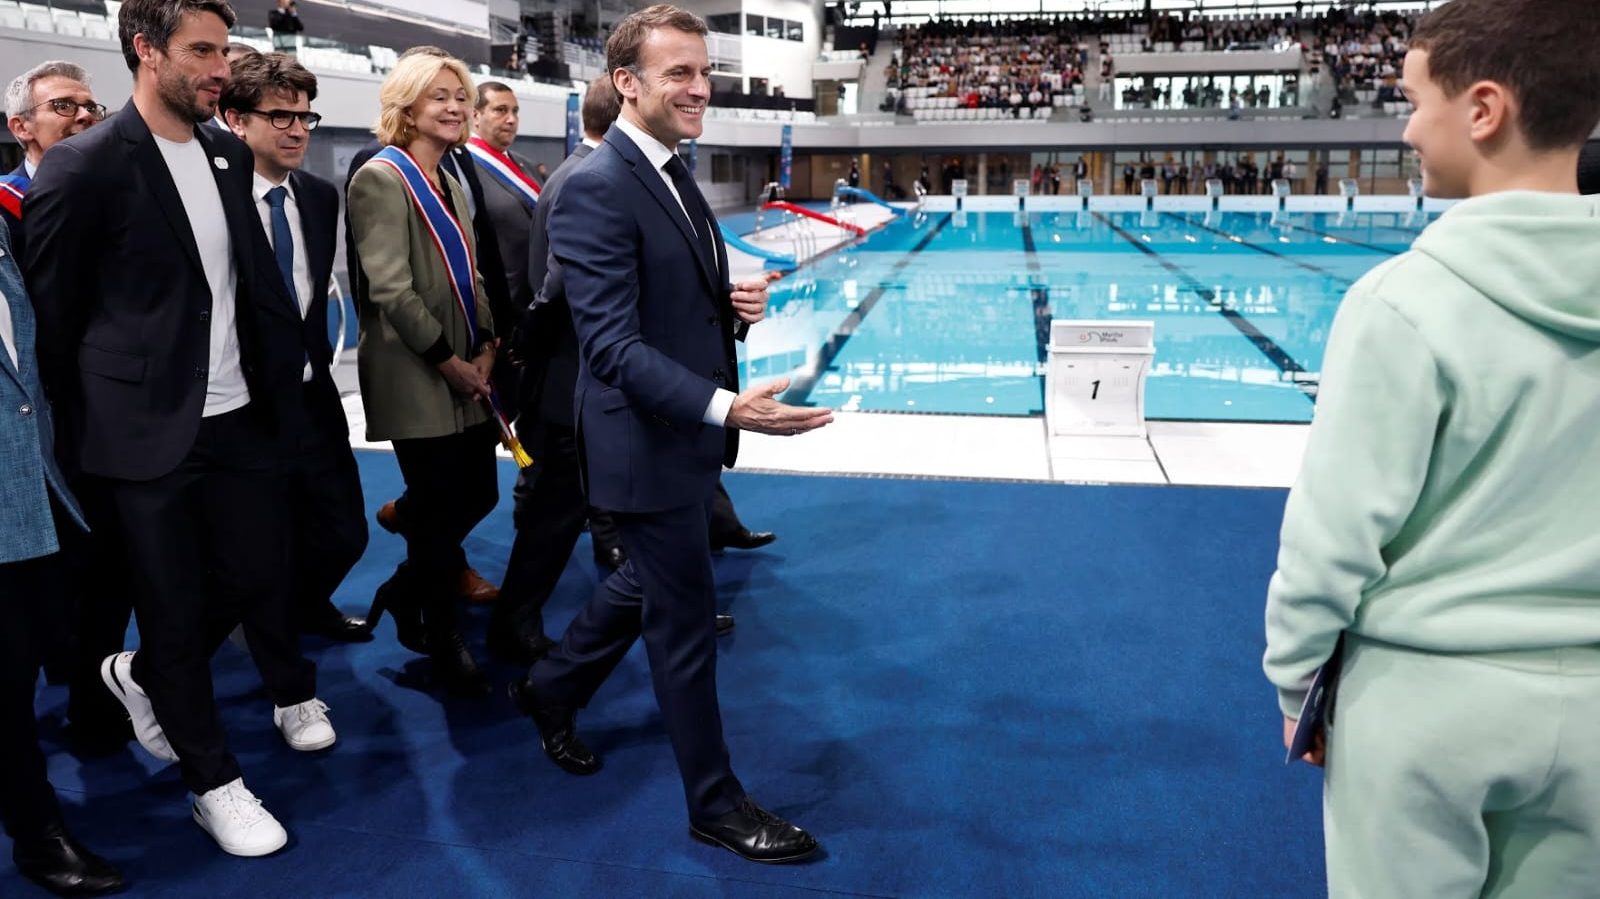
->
[370, 146, 482, 346]
[0, 173, 28, 220]
[465, 136, 539, 211]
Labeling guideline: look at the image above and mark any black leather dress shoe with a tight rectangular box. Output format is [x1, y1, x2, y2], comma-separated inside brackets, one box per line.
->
[487, 628, 557, 667]
[13, 824, 126, 896]
[298, 602, 374, 643]
[508, 679, 599, 775]
[715, 614, 735, 637]
[690, 799, 819, 864]
[711, 529, 778, 552]
[594, 545, 627, 569]
[426, 625, 492, 698]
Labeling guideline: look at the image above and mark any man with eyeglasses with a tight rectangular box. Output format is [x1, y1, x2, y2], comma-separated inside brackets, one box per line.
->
[3, 61, 105, 257]
[221, 52, 369, 651]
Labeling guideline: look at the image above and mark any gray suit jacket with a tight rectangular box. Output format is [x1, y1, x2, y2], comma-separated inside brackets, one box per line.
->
[0, 218, 85, 564]
[477, 148, 540, 312]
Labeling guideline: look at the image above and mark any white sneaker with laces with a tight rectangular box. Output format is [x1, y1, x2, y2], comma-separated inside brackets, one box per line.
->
[99, 651, 179, 763]
[192, 778, 288, 857]
[273, 698, 336, 752]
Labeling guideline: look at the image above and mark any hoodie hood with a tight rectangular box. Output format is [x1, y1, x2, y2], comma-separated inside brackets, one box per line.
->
[1413, 191, 1600, 341]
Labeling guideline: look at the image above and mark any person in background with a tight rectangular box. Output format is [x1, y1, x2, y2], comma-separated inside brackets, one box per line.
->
[1264, 2, 1600, 895]
[347, 51, 498, 698]
[267, 0, 303, 53]
[221, 51, 370, 646]
[4, 61, 105, 258]
[0, 218, 124, 898]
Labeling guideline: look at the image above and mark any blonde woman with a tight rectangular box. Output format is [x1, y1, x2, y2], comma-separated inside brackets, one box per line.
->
[348, 52, 497, 697]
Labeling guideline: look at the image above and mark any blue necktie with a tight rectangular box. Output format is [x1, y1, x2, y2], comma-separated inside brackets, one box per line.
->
[264, 185, 300, 314]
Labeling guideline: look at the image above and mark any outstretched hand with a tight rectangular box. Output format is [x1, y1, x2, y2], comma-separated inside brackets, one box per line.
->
[727, 378, 833, 436]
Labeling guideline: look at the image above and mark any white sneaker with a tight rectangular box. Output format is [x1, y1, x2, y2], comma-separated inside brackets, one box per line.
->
[192, 778, 288, 857]
[99, 651, 179, 763]
[273, 699, 336, 752]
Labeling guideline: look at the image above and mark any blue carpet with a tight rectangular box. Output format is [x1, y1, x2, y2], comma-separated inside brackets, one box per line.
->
[4, 455, 1324, 897]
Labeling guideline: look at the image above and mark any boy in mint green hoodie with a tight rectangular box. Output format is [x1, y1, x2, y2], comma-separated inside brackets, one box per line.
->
[1262, 1, 1600, 895]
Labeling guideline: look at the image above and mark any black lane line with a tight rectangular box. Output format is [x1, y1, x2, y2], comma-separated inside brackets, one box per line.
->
[1093, 212, 1317, 402]
[781, 213, 953, 406]
[1020, 218, 1051, 411]
[1158, 211, 1354, 284]
[1279, 221, 1402, 256]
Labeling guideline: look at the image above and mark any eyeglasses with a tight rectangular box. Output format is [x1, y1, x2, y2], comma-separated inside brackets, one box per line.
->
[247, 109, 323, 131]
[31, 98, 108, 120]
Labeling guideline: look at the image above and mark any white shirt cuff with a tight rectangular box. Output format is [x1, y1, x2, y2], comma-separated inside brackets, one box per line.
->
[703, 388, 736, 427]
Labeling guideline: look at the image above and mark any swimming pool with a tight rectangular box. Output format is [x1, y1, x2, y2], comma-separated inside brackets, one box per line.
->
[747, 208, 1434, 423]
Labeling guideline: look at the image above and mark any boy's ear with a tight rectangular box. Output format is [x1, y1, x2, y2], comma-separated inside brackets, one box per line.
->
[1466, 79, 1513, 147]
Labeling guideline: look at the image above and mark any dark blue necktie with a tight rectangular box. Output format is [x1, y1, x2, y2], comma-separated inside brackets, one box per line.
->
[264, 185, 300, 314]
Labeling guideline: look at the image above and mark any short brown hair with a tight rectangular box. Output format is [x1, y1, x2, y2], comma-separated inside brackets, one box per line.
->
[1411, 0, 1600, 151]
[117, 0, 237, 72]
[606, 4, 707, 76]
[475, 80, 513, 111]
[581, 74, 621, 137]
[221, 51, 317, 115]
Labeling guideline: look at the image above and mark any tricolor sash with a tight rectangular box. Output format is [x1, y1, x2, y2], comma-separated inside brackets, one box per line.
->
[465, 137, 540, 211]
[0, 173, 29, 220]
[369, 145, 532, 467]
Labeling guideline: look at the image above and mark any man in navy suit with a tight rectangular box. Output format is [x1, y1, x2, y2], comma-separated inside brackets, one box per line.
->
[508, 4, 831, 864]
[221, 51, 369, 648]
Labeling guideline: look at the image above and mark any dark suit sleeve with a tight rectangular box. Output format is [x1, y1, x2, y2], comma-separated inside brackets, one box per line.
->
[552, 167, 719, 426]
[20, 142, 97, 401]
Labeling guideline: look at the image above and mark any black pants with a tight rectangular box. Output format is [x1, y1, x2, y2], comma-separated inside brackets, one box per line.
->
[389, 421, 500, 603]
[56, 481, 135, 734]
[531, 500, 745, 821]
[0, 529, 70, 841]
[499, 422, 587, 634]
[114, 405, 314, 795]
[287, 386, 369, 623]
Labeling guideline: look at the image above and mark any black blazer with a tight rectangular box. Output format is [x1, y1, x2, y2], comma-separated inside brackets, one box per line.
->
[281, 168, 351, 447]
[344, 141, 512, 337]
[518, 141, 591, 427]
[22, 105, 305, 480]
[548, 123, 738, 513]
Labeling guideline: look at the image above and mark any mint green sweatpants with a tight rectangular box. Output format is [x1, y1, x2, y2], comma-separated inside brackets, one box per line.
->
[1323, 635, 1600, 898]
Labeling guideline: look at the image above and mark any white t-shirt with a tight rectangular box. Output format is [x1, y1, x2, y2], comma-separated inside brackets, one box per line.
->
[154, 134, 249, 416]
[0, 281, 17, 371]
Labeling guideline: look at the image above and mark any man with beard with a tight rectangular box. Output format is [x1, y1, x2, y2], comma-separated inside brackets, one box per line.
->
[23, 0, 313, 857]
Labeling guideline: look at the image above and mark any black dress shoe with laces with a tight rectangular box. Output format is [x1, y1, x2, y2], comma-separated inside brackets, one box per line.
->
[711, 529, 777, 552]
[715, 614, 735, 637]
[594, 545, 627, 569]
[13, 824, 126, 896]
[508, 679, 599, 775]
[690, 799, 819, 864]
[298, 602, 374, 643]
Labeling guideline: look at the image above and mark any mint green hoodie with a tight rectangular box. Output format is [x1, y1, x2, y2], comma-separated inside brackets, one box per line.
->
[1265, 191, 1600, 717]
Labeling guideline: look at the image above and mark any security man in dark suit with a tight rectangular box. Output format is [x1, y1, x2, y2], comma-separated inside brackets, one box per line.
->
[508, 5, 830, 864]
[222, 51, 369, 643]
[344, 45, 509, 606]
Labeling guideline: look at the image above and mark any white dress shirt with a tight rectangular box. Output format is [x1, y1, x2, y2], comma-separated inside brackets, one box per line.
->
[611, 116, 735, 427]
[23, 158, 37, 179]
[252, 171, 314, 382]
[0, 279, 17, 371]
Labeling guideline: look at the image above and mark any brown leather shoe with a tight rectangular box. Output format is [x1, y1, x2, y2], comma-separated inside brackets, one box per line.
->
[459, 568, 499, 604]
[375, 500, 402, 534]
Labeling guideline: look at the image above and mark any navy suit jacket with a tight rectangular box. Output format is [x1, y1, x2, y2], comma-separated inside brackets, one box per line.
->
[517, 141, 590, 427]
[22, 106, 305, 481]
[277, 168, 351, 448]
[549, 123, 738, 513]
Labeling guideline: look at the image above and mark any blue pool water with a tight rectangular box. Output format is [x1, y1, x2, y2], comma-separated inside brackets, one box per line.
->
[750, 209, 1435, 423]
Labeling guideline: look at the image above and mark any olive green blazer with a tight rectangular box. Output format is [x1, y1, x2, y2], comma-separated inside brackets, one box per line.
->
[347, 159, 495, 441]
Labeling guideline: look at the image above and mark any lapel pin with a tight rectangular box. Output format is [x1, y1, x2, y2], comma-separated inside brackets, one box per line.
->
[214, 157, 229, 170]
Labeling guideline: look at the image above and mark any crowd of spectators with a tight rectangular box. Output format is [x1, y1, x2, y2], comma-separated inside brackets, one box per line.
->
[889, 18, 1086, 114]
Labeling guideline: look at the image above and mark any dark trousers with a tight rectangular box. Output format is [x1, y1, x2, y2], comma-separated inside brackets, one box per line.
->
[0, 532, 69, 840]
[56, 482, 135, 733]
[531, 500, 745, 821]
[287, 386, 369, 622]
[389, 421, 500, 602]
[114, 405, 314, 795]
[499, 422, 587, 634]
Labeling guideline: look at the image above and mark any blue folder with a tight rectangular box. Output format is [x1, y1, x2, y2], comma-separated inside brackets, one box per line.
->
[1286, 635, 1345, 765]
